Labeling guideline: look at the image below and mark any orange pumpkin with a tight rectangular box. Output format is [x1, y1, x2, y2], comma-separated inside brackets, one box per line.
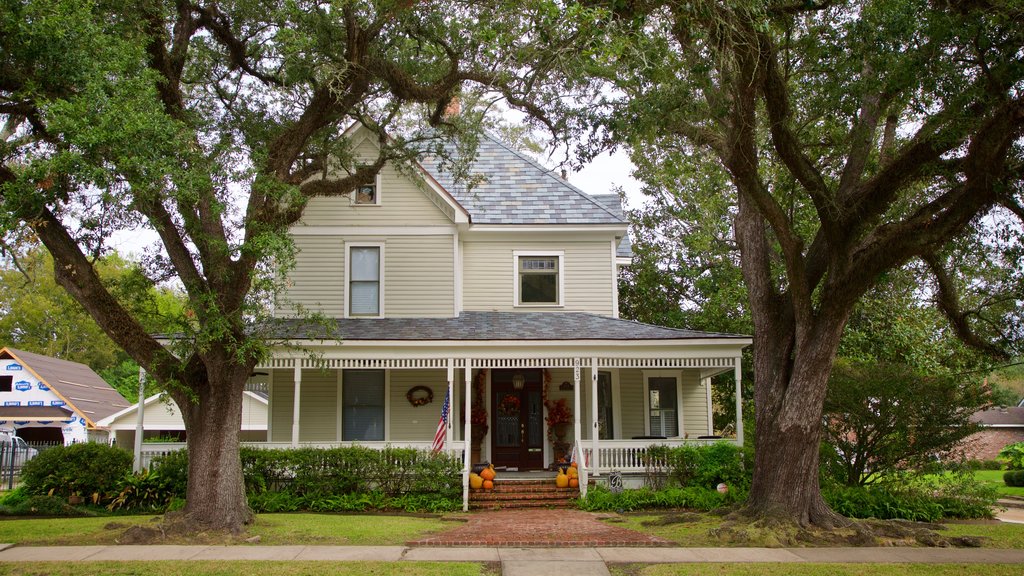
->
[469, 473, 483, 490]
[569, 477, 579, 488]
[480, 467, 496, 481]
[556, 471, 569, 488]
[483, 479, 494, 490]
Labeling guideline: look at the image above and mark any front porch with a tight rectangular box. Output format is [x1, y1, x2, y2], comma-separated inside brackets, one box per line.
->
[138, 353, 746, 510]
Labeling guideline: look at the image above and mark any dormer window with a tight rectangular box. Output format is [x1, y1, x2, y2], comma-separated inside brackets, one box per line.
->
[514, 251, 564, 307]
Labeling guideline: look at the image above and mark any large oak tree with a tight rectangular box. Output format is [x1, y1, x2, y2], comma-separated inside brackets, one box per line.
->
[1, 0, 557, 532]
[579, 0, 1024, 525]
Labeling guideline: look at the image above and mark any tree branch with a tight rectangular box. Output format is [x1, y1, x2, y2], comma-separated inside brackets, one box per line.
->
[924, 254, 1010, 359]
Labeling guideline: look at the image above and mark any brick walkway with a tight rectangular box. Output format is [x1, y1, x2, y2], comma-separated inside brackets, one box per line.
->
[407, 509, 673, 547]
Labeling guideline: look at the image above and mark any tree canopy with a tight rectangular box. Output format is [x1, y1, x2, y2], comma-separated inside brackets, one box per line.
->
[568, 0, 1024, 525]
[1, 0, 562, 532]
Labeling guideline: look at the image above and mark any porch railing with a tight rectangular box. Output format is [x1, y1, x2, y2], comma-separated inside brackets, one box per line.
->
[582, 438, 740, 474]
[136, 441, 466, 471]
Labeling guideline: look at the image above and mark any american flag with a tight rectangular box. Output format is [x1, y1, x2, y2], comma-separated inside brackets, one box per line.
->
[431, 387, 450, 454]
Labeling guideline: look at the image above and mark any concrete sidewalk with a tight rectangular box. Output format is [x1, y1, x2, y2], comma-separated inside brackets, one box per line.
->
[1, 544, 1024, 564]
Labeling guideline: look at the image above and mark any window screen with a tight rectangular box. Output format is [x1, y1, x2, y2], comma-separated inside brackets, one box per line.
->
[519, 256, 558, 304]
[349, 247, 380, 315]
[342, 370, 385, 441]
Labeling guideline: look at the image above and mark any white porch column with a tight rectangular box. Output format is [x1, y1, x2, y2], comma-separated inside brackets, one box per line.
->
[291, 363, 302, 447]
[132, 366, 145, 472]
[462, 361, 472, 512]
[573, 358, 587, 498]
[590, 357, 599, 476]
[734, 357, 744, 446]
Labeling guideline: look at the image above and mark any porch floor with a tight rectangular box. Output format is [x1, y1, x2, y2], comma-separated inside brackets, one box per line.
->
[407, 509, 673, 547]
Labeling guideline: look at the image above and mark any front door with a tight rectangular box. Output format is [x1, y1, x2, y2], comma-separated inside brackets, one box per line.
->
[491, 369, 544, 470]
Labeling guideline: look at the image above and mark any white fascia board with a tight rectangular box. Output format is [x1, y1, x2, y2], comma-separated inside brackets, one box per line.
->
[290, 225, 457, 236]
[980, 424, 1024, 428]
[277, 339, 751, 358]
[464, 224, 628, 238]
[616, 257, 633, 266]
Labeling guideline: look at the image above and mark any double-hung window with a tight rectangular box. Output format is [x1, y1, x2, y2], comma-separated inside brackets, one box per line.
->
[515, 251, 563, 306]
[348, 244, 382, 317]
[342, 370, 385, 441]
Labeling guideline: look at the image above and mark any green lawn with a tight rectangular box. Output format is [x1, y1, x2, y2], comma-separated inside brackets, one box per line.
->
[609, 565, 1024, 576]
[0, 514, 452, 546]
[0, 562, 493, 576]
[973, 470, 1024, 498]
[608, 513, 1024, 549]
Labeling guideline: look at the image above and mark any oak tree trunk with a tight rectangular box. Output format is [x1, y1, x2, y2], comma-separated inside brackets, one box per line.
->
[175, 371, 253, 532]
[745, 321, 850, 527]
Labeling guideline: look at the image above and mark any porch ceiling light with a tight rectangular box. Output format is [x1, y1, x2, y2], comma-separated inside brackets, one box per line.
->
[512, 372, 525, 390]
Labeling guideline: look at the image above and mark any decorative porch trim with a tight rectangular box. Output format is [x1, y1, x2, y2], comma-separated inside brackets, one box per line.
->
[256, 356, 740, 371]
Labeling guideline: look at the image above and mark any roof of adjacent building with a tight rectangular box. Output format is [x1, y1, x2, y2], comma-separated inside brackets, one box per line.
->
[972, 406, 1024, 427]
[0, 347, 131, 426]
[270, 311, 748, 341]
[592, 193, 634, 258]
[422, 133, 627, 226]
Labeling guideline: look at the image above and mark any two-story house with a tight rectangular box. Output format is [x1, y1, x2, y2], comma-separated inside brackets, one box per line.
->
[255, 124, 750, 506]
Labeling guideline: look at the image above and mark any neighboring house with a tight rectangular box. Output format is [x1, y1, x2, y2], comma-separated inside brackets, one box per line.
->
[0, 347, 130, 444]
[96, 390, 269, 447]
[962, 406, 1024, 461]
[207, 124, 750, 506]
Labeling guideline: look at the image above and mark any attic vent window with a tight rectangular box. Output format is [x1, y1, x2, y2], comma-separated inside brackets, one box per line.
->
[352, 172, 381, 206]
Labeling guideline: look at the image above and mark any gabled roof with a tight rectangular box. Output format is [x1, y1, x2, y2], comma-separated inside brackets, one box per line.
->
[422, 133, 627, 225]
[270, 311, 748, 341]
[972, 406, 1024, 427]
[0, 347, 131, 427]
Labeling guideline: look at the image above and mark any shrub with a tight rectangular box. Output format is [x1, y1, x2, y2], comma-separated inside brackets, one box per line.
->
[1005, 470, 1024, 487]
[648, 442, 750, 491]
[20, 443, 132, 502]
[825, 471, 997, 521]
[579, 484, 742, 512]
[107, 468, 181, 512]
[999, 442, 1024, 470]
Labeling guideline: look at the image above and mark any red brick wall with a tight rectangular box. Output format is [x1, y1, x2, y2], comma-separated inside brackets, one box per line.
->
[959, 429, 1024, 461]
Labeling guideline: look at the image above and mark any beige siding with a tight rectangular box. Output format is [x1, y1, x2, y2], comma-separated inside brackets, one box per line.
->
[462, 240, 614, 315]
[681, 371, 710, 438]
[140, 399, 185, 428]
[619, 369, 645, 438]
[384, 236, 455, 317]
[277, 235, 345, 317]
[388, 369, 449, 441]
[278, 234, 455, 318]
[269, 369, 338, 442]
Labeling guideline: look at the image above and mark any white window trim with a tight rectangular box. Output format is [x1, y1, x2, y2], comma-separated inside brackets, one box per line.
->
[642, 370, 685, 438]
[344, 241, 385, 318]
[512, 250, 565, 308]
[350, 172, 383, 206]
[587, 369, 622, 441]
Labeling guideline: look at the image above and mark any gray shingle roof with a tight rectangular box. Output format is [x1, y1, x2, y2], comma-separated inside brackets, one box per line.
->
[0, 347, 131, 426]
[423, 134, 626, 225]
[272, 311, 747, 341]
[972, 407, 1024, 426]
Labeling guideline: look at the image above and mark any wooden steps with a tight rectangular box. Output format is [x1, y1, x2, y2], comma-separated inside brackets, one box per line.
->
[469, 478, 580, 510]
